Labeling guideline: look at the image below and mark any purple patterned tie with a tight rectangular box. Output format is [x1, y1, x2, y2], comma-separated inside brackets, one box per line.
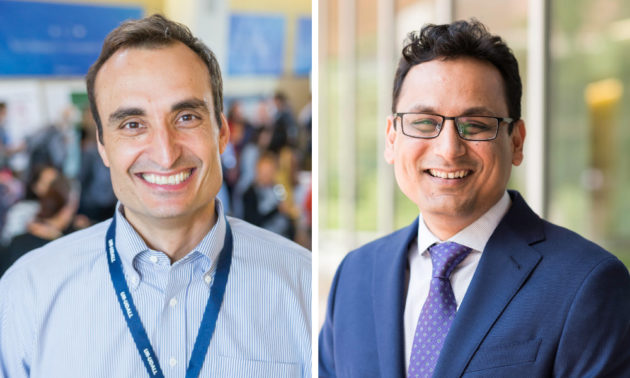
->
[408, 241, 472, 377]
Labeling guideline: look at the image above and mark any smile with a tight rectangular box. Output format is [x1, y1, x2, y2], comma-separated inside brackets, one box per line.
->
[427, 169, 471, 179]
[141, 169, 193, 185]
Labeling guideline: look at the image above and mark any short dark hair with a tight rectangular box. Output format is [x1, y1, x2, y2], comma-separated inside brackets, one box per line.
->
[86, 14, 223, 144]
[274, 91, 288, 104]
[392, 19, 522, 131]
[37, 172, 70, 220]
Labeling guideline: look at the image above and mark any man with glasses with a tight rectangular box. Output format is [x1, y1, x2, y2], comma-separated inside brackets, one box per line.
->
[320, 20, 630, 377]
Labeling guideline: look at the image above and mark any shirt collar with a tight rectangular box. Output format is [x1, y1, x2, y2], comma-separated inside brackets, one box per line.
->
[113, 199, 227, 273]
[417, 191, 511, 254]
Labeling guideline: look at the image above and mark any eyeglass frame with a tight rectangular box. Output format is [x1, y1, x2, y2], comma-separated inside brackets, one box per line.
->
[392, 112, 514, 141]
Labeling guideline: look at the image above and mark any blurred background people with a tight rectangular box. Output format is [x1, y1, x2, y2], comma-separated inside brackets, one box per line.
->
[23, 108, 74, 179]
[243, 152, 295, 239]
[1, 170, 77, 275]
[0, 102, 8, 168]
[76, 107, 116, 225]
[1, 165, 59, 246]
[267, 91, 298, 153]
[0, 169, 22, 241]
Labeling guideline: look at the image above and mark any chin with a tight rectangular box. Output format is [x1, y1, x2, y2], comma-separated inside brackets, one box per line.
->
[135, 200, 191, 218]
[419, 196, 472, 216]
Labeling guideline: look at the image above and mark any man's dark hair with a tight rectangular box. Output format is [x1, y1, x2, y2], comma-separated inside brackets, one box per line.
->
[86, 14, 223, 144]
[392, 19, 522, 131]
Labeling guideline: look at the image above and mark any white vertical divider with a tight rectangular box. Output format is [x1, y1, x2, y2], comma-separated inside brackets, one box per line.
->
[526, 0, 549, 217]
[436, 0, 455, 23]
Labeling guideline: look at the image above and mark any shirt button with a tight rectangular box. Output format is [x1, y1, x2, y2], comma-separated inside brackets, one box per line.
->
[149, 256, 158, 263]
[204, 275, 212, 284]
[131, 277, 139, 286]
[169, 298, 177, 307]
[169, 357, 177, 367]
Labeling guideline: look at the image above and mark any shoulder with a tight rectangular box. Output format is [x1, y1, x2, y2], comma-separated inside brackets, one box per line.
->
[538, 218, 623, 273]
[327, 220, 417, 289]
[503, 191, 620, 271]
[227, 216, 311, 268]
[500, 194, 627, 296]
[341, 220, 417, 268]
[225, 217, 310, 312]
[0, 220, 112, 351]
[1, 220, 110, 287]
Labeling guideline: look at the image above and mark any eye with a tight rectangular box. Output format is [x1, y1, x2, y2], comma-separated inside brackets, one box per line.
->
[122, 121, 141, 129]
[179, 113, 197, 122]
[176, 112, 203, 127]
[412, 118, 436, 125]
[404, 115, 440, 133]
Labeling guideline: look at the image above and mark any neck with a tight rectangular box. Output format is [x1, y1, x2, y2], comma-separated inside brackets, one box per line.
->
[421, 200, 504, 241]
[423, 217, 469, 241]
[422, 208, 488, 241]
[122, 202, 218, 263]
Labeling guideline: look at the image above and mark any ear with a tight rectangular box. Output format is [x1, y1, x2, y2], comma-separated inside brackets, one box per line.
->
[218, 113, 230, 154]
[96, 139, 110, 168]
[511, 119, 526, 166]
[384, 115, 397, 164]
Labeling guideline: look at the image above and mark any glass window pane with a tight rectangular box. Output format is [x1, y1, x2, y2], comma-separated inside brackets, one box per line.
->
[549, 0, 630, 265]
[355, 0, 379, 231]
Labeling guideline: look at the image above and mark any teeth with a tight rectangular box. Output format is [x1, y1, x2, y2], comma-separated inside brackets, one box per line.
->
[429, 169, 469, 179]
[142, 170, 192, 185]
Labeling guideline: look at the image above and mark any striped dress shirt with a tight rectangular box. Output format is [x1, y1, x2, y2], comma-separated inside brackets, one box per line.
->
[0, 200, 311, 377]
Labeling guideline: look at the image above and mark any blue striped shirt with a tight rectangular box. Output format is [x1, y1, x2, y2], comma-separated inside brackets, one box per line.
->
[0, 201, 311, 377]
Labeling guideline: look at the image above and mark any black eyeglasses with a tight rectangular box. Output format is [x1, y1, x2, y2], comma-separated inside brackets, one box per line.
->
[393, 112, 514, 141]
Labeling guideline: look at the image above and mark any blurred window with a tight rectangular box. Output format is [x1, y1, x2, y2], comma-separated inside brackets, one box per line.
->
[547, 0, 630, 265]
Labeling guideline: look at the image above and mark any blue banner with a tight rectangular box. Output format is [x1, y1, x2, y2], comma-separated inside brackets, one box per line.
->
[294, 17, 311, 76]
[0, 1, 143, 77]
[228, 13, 286, 76]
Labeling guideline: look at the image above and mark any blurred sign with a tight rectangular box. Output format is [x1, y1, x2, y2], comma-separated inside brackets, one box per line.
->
[228, 13, 286, 76]
[0, 1, 142, 77]
[294, 17, 311, 76]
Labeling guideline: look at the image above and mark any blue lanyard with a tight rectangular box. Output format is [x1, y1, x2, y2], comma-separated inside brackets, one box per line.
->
[105, 215, 233, 378]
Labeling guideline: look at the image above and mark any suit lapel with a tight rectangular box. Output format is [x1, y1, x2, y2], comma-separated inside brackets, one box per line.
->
[372, 218, 418, 377]
[433, 192, 545, 377]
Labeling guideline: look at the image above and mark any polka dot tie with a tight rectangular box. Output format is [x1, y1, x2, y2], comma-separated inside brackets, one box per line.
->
[407, 241, 472, 378]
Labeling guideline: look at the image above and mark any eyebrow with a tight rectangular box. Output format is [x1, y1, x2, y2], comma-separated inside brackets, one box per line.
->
[108, 107, 145, 125]
[106, 98, 211, 126]
[457, 107, 499, 117]
[402, 104, 500, 117]
[171, 98, 210, 115]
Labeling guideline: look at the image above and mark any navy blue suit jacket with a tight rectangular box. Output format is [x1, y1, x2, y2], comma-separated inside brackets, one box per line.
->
[319, 191, 630, 377]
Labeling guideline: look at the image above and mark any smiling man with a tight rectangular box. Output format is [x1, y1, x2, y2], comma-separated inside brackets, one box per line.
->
[0, 15, 311, 378]
[319, 20, 630, 377]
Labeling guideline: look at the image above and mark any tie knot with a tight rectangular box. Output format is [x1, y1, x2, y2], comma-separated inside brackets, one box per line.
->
[429, 241, 472, 279]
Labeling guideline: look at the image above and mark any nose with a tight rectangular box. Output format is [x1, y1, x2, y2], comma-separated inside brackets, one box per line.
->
[433, 119, 466, 159]
[150, 124, 182, 169]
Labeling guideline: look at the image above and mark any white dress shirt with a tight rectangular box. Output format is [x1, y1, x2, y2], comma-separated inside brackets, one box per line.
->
[404, 191, 511, 371]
